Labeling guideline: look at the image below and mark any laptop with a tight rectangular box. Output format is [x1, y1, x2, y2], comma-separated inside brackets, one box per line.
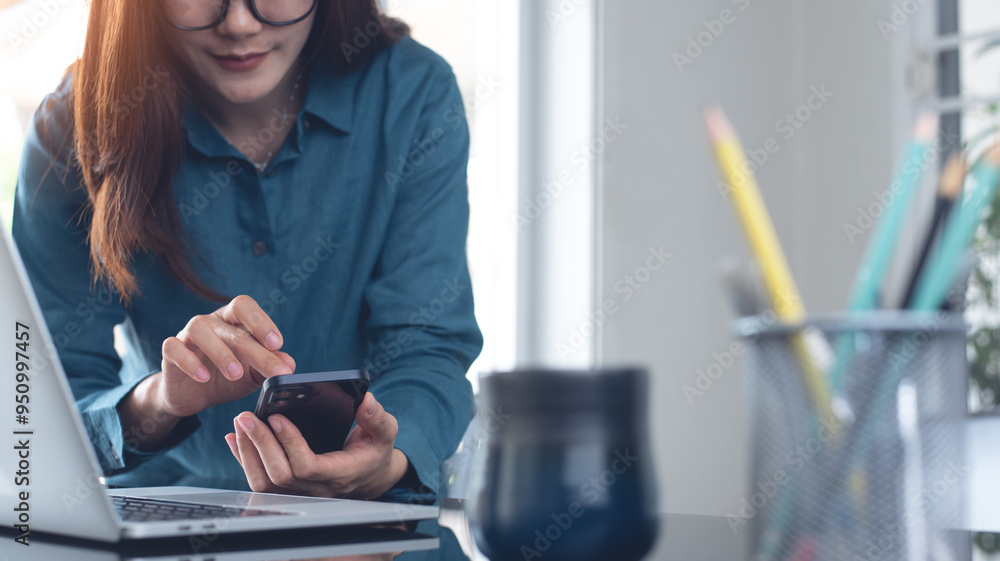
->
[0, 525, 439, 561]
[0, 227, 438, 542]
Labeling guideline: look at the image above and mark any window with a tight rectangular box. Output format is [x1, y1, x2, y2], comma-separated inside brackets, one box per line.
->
[915, 0, 1000, 411]
[390, 0, 520, 387]
[0, 0, 89, 228]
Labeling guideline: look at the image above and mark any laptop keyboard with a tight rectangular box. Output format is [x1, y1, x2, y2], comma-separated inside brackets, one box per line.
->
[110, 495, 291, 522]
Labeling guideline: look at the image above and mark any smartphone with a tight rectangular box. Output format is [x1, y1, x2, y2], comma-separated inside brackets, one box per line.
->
[253, 369, 370, 454]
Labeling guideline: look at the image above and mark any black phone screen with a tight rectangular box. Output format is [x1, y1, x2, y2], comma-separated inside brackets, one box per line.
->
[255, 373, 368, 454]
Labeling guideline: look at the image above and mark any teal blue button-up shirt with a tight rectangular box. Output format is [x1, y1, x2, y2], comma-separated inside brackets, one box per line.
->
[12, 36, 481, 495]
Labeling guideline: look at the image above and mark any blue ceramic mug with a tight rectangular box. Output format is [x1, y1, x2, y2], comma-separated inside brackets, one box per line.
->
[468, 368, 659, 561]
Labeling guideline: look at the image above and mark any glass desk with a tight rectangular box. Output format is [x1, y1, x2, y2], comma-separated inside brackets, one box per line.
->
[2, 498, 994, 560]
[0, 497, 745, 561]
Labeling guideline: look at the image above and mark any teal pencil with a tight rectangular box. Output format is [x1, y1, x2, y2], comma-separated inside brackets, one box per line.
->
[829, 113, 939, 393]
[830, 145, 1000, 549]
[820, 141, 1000, 561]
[911, 140, 1000, 311]
[833, 142, 1000, 545]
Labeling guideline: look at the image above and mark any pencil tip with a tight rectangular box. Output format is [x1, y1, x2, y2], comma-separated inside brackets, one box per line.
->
[938, 153, 966, 200]
[703, 104, 734, 142]
[913, 112, 939, 143]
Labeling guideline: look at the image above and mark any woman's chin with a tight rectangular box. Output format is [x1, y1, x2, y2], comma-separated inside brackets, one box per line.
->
[213, 85, 278, 106]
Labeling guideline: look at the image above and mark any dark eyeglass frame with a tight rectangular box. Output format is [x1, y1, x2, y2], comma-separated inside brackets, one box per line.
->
[166, 0, 319, 31]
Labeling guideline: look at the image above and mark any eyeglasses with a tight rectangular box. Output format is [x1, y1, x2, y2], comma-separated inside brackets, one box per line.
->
[164, 0, 318, 31]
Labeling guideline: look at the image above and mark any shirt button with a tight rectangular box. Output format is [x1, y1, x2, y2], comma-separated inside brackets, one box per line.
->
[304, 118, 311, 129]
[252, 240, 267, 256]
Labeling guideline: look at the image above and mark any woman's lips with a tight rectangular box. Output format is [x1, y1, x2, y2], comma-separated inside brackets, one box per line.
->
[213, 51, 269, 71]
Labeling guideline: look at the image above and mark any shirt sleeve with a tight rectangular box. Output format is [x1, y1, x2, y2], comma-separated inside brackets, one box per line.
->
[363, 63, 482, 496]
[11, 81, 200, 476]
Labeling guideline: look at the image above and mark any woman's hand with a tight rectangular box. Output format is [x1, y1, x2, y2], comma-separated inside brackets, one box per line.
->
[224, 392, 411, 499]
[155, 294, 295, 418]
[118, 295, 294, 449]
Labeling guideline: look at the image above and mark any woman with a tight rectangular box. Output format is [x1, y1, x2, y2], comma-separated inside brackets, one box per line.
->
[13, 0, 481, 500]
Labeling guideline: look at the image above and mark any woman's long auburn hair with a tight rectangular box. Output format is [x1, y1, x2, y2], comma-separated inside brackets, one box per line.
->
[70, 0, 407, 305]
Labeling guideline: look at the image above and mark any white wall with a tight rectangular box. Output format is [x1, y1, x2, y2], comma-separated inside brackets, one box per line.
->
[597, 0, 911, 516]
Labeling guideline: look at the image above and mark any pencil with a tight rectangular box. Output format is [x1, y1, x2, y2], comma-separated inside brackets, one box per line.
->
[829, 113, 938, 393]
[716, 255, 768, 318]
[911, 138, 1000, 311]
[827, 146, 997, 549]
[900, 152, 966, 309]
[703, 105, 835, 424]
[849, 112, 938, 311]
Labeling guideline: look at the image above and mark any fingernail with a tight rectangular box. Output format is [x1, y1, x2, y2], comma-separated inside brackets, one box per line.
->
[274, 365, 292, 376]
[233, 417, 243, 434]
[195, 367, 210, 382]
[238, 415, 254, 432]
[366, 394, 377, 416]
[269, 416, 283, 433]
[228, 362, 243, 380]
[266, 331, 282, 350]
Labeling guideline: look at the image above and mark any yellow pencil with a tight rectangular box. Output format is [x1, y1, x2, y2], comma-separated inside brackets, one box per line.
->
[704, 105, 836, 424]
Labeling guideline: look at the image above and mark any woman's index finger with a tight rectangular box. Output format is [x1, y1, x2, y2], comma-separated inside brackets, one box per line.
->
[219, 294, 283, 350]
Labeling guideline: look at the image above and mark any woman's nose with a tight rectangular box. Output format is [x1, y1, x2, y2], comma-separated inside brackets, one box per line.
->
[215, 0, 264, 39]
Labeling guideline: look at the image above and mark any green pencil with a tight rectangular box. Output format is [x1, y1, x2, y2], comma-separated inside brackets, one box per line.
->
[829, 113, 938, 393]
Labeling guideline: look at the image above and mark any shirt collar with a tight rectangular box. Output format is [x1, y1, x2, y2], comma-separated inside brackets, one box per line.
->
[181, 60, 359, 157]
[301, 59, 359, 135]
[181, 101, 237, 159]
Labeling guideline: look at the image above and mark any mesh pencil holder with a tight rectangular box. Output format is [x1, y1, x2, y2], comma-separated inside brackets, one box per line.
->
[737, 312, 968, 561]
